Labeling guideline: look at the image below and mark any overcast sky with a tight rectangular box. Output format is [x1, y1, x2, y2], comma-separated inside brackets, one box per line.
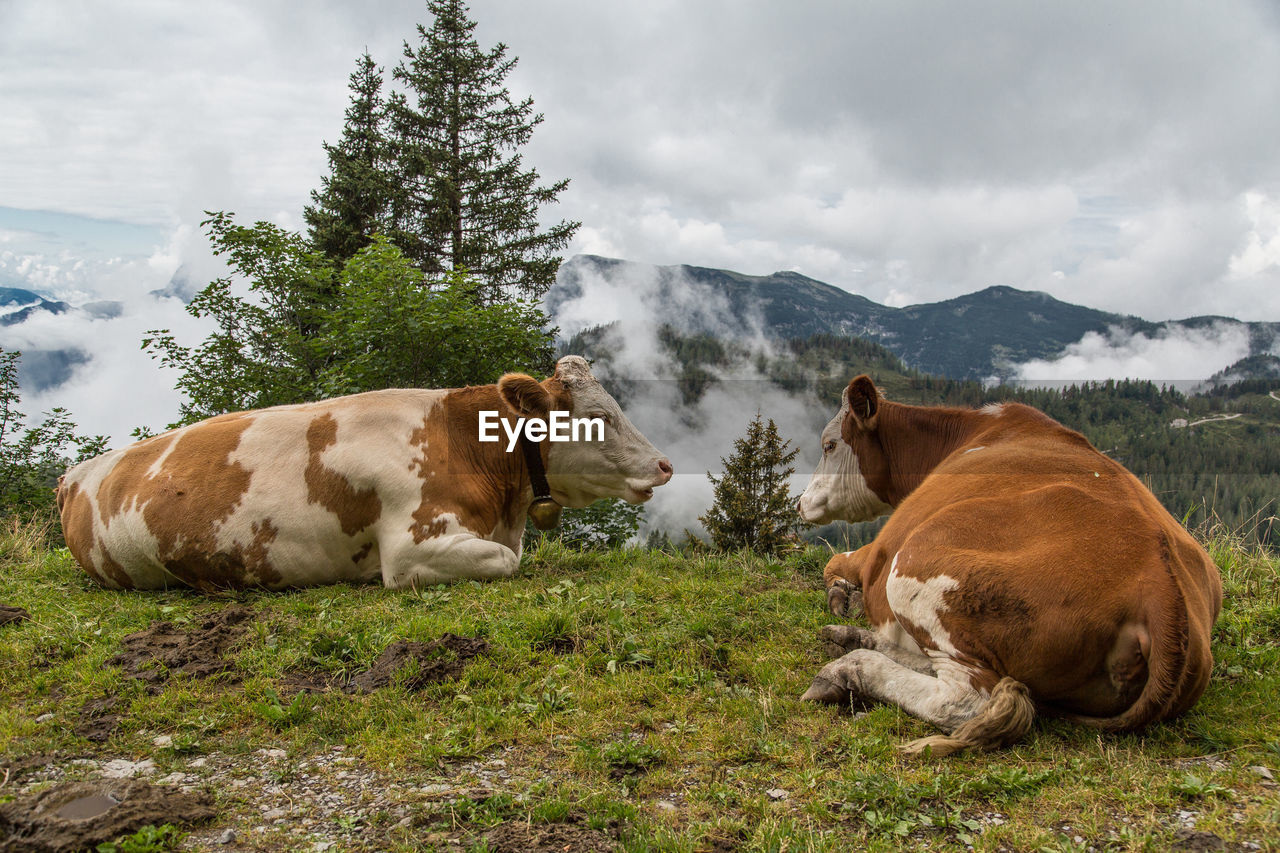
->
[3, 0, 1280, 442]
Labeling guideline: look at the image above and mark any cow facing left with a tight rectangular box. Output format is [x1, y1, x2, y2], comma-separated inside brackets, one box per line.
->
[57, 356, 673, 591]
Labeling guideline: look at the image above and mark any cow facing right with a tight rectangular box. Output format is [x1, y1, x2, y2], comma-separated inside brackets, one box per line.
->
[797, 375, 1223, 756]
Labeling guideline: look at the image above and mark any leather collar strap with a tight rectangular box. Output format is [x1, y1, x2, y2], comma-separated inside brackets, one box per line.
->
[520, 432, 562, 530]
[519, 433, 552, 501]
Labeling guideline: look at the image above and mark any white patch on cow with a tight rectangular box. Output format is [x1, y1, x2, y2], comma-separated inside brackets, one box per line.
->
[963, 445, 987, 454]
[143, 434, 182, 480]
[885, 552, 961, 656]
[798, 400, 892, 524]
[980, 403, 1005, 417]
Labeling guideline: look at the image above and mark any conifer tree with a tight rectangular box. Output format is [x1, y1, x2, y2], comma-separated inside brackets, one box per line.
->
[700, 413, 800, 555]
[304, 52, 395, 264]
[386, 0, 578, 303]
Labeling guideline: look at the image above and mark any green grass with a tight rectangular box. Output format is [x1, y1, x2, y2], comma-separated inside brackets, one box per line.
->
[2, 517, 1279, 851]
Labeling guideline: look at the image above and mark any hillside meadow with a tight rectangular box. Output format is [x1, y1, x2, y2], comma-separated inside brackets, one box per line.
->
[1, 517, 1278, 852]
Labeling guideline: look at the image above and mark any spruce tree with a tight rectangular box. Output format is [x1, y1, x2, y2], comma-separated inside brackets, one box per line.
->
[387, 0, 578, 303]
[304, 52, 395, 264]
[700, 413, 800, 555]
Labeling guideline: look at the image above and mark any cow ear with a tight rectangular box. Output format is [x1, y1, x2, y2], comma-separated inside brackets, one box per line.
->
[845, 375, 880, 426]
[499, 374, 554, 417]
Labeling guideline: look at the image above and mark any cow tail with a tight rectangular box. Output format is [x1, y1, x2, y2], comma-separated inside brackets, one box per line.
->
[898, 677, 1036, 758]
[56, 474, 68, 513]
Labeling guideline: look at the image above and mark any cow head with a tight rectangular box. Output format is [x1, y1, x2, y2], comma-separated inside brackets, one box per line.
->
[797, 375, 893, 524]
[498, 355, 673, 507]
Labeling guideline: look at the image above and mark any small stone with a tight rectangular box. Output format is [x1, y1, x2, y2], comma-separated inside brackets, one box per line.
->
[263, 807, 287, 820]
[217, 829, 237, 845]
[258, 748, 287, 760]
[153, 734, 173, 748]
[397, 816, 413, 828]
[101, 758, 156, 778]
[766, 788, 789, 801]
[35, 713, 54, 723]
[655, 800, 676, 812]
[1249, 765, 1274, 781]
[314, 843, 334, 852]
[188, 757, 208, 768]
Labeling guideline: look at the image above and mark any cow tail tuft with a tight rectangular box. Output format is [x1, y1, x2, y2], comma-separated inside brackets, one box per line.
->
[899, 677, 1036, 758]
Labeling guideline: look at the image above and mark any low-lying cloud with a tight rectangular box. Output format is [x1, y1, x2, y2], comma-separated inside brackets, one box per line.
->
[553, 262, 831, 538]
[1011, 321, 1255, 387]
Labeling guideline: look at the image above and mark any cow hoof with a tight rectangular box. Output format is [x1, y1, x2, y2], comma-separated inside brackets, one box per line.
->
[819, 624, 874, 657]
[826, 578, 862, 617]
[801, 675, 850, 704]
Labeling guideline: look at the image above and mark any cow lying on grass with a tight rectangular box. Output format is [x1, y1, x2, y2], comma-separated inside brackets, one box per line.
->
[58, 356, 671, 591]
[797, 376, 1222, 756]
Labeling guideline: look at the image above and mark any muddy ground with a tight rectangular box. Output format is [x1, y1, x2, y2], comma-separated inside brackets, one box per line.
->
[2, 608, 547, 852]
[0, 780, 215, 853]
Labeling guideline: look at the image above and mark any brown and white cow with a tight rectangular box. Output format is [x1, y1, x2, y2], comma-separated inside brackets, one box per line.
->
[58, 356, 672, 591]
[797, 375, 1222, 756]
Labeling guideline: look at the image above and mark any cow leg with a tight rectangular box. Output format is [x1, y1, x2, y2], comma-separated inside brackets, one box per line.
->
[802, 651, 1035, 756]
[823, 553, 865, 617]
[380, 533, 520, 588]
[802, 650, 985, 728]
[818, 625, 935, 675]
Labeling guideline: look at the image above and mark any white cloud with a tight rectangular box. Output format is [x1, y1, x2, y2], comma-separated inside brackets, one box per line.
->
[1012, 322, 1253, 385]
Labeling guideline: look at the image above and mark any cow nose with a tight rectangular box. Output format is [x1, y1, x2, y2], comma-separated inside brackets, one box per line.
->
[657, 458, 673, 482]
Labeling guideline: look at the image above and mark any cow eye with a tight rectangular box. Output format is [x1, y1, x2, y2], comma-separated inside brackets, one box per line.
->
[823, 439, 837, 453]
[591, 412, 611, 424]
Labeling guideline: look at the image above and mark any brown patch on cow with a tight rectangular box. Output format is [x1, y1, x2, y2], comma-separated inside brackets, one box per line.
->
[98, 550, 135, 590]
[305, 413, 382, 536]
[0, 779, 215, 852]
[407, 386, 527, 543]
[95, 413, 284, 589]
[483, 816, 618, 853]
[351, 541, 374, 564]
[56, 479, 112, 588]
[107, 605, 254, 691]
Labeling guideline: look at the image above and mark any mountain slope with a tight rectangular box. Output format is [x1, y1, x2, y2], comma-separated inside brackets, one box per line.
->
[551, 255, 1280, 380]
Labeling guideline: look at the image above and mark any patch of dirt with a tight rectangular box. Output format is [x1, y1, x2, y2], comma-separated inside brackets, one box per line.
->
[0, 779, 215, 853]
[1171, 828, 1231, 851]
[483, 817, 617, 853]
[0, 754, 62, 786]
[279, 634, 489, 695]
[106, 605, 254, 690]
[0, 605, 30, 627]
[73, 698, 120, 743]
[349, 634, 488, 692]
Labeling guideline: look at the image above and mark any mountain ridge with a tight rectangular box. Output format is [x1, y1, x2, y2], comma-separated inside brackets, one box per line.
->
[550, 254, 1280, 380]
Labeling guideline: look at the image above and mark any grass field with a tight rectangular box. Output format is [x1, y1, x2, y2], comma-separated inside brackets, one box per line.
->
[1, 518, 1278, 851]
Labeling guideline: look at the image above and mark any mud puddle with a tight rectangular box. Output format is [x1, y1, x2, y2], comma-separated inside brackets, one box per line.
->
[0, 779, 214, 853]
[107, 605, 254, 690]
[281, 633, 489, 695]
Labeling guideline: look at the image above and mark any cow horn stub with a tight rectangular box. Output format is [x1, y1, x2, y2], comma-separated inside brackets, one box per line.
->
[528, 496, 563, 530]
